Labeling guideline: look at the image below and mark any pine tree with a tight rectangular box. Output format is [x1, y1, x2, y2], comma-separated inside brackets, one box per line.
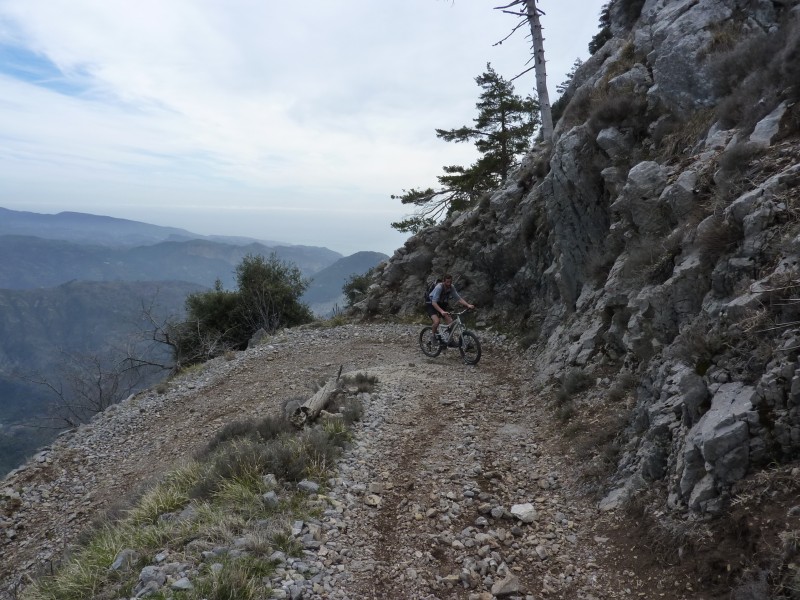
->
[392, 64, 538, 234]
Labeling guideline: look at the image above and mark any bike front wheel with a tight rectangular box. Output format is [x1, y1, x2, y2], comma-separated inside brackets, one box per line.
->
[419, 327, 443, 358]
[459, 331, 481, 365]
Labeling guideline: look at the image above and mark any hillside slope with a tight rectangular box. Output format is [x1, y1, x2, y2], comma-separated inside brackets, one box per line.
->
[0, 280, 205, 477]
[4, 324, 793, 599]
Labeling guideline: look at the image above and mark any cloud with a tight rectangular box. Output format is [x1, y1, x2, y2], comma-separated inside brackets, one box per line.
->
[0, 0, 607, 255]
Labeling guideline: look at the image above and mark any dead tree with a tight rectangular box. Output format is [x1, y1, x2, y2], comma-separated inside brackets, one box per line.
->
[289, 366, 343, 428]
[495, 0, 554, 142]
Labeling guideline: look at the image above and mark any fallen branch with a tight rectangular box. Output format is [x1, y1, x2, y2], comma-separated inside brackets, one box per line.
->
[289, 366, 343, 428]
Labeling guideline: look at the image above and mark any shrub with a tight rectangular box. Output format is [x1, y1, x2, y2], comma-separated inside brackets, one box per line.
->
[235, 253, 313, 333]
[695, 214, 744, 264]
[342, 268, 375, 308]
[711, 15, 800, 131]
[338, 397, 365, 425]
[201, 414, 294, 458]
[589, 27, 612, 55]
[562, 368, 592, 395]
[172, 254, 312, 367]
[588, 93, 648, 137]
[717, 140, 765, 177]
[341, 372, 378, 393]
[618, 0, 646, 28]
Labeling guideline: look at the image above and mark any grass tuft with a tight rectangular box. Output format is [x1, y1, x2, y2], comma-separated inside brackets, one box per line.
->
[23, 376, 370, 600]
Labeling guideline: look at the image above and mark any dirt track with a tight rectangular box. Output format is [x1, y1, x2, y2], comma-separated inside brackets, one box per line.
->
[1, 323, 722, 599]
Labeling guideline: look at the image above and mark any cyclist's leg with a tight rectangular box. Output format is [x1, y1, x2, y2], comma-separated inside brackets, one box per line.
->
[441, 305, 454, 328]
[425, 304, 441, 334]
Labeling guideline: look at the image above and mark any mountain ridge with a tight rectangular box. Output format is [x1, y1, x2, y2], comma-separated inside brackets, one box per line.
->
[0, 206, 289, 248]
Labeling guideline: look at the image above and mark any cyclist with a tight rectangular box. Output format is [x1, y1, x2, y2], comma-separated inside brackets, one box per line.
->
[426, 274, 475, 345]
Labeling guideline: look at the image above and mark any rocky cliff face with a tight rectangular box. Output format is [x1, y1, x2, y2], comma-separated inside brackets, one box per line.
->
[357, 0, 800, 516]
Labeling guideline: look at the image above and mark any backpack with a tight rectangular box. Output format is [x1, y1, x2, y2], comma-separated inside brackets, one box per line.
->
[424, 279, 441, 304]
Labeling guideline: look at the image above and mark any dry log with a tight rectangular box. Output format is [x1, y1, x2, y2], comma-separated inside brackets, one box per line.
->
[289, 367, 343, 428]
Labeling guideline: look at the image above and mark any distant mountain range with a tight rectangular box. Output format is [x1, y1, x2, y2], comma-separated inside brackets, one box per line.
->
[0, 235, 340, 290]
[0, 207, 288, 247]
[0, 206, 387, 477]
[0, 207, 387, 311]
[303, 251, 386, 314]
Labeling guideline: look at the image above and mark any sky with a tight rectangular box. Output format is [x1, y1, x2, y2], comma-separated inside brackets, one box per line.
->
[0, 0, 607, 256]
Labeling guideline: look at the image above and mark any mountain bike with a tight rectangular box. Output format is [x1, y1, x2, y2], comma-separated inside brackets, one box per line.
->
[419, 309, 481, 365]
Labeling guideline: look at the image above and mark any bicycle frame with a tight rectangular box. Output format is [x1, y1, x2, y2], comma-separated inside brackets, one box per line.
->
[419, 309, 482, 365]
[439, 310, 467, 344]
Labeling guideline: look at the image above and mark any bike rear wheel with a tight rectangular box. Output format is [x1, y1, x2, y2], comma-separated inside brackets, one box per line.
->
[459, 331, 481, 365]
[419, 327, 443, 358]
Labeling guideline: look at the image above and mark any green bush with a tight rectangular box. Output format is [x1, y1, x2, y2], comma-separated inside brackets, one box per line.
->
[172, 254, 312, 366]
[342, 268, 375, 307]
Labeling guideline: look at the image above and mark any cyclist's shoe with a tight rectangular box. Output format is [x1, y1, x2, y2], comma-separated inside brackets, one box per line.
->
[436, 334, 446, 346]
[448, 339, 459, 348]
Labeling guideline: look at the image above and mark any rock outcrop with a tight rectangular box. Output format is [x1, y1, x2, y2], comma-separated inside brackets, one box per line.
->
[357, 0, 800, 516]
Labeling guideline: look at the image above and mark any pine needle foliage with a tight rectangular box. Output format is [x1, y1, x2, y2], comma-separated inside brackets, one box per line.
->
[392, 63, 539, 233]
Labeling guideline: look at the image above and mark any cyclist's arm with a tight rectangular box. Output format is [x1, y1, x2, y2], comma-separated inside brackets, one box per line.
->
[430, 285, 447, 315]
[431, 300, 447, 315]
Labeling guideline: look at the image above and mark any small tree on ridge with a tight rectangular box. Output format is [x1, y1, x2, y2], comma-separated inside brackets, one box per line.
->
[392, 63, 538, 233]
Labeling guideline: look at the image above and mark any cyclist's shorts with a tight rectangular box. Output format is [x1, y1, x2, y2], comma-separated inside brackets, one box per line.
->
[425, 303, 449, 317]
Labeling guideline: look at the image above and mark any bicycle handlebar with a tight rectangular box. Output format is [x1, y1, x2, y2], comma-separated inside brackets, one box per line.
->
[445, 308, 476, 316]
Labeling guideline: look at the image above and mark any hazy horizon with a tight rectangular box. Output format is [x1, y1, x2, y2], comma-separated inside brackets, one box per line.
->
[0, 0, 607, 257]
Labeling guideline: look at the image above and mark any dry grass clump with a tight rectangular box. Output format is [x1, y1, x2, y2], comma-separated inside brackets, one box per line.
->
[673, 316, 728, 376]
[338, 397, 365, 425]
[23, 374, 374, 600]
[586, 248, 618, 286]
[606, 371, 638, 403]
[695, 213, 745, 264]
[717, 140, 765, 177]
[702, 19, 745, 56]
[189, 557, 274, 600]
[623, 489, 704, 567]
[622, 235, 681, 285]
[758, 272, 800, 329]
[653, 109, 715, 164]
[201, 414, 296, 458]
[563, 396, 632, 496]
[552, 368, 593, 423]
[588, 92, 648, 138]
[191, 421, 349, 501]
[711, 15, 800, 132]
[340, 372, 378, 393]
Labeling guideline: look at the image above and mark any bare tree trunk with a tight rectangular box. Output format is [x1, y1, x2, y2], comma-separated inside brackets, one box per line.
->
[524, 0, 554, 142]
[290, 367, 343, 428]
